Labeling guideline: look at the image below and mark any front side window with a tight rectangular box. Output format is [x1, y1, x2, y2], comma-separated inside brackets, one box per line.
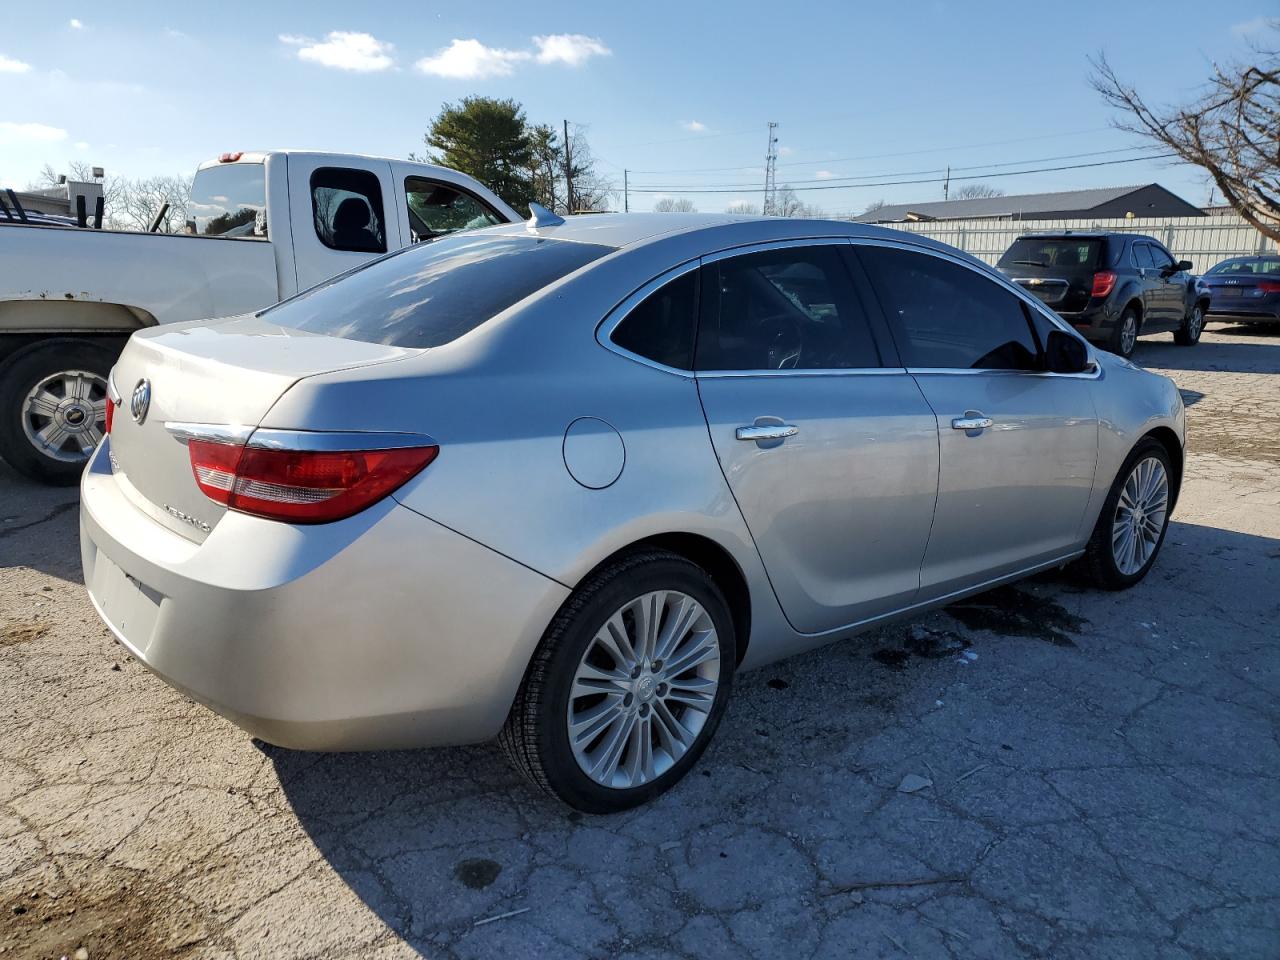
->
[858, 246, 1040, 371]
[187, 162, 267, 239]
[405, 178, 503, 241]
[1148, 244, 1176, 269]
[311, 167, 386, 254]
[611, 269, 698, 370]
[696, 246, 880, 371]
[263, 234, 612, 347]
[1132, 243, 1156, 269]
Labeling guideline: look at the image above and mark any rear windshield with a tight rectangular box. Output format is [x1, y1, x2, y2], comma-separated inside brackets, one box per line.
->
[188, 162, 268, 239]
[262, 233, 613, 347]
[1206, 258, 1280, 276]
[998, 237, 1102, 271]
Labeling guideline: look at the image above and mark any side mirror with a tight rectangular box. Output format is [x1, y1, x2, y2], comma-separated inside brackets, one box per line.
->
[1176, 260, 1193, 273]
[1045, 329, 1089, 374]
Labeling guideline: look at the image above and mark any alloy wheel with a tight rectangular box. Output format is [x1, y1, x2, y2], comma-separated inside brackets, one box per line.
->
[1120, 313, 1138, 356]
[1188, 306, 1203, 339]
[567, 590, 720, 789]
[20, 369, 108, 463]
[1111, 456, 1169, 575]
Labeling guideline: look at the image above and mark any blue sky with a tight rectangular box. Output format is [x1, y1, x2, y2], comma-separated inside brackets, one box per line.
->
[1, 1, 1273, 214]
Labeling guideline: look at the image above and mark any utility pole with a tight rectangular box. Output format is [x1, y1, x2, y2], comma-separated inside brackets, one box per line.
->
[563, 119, 575, 215]
[624, 169, 629, 212]
[762, 122, 779, 216]
[943, 165, 950, 201]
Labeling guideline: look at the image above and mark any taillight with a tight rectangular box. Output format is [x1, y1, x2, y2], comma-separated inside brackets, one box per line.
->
[104, 397, 115, 434]
[187, 438, 437, 523]
[1257, 279, 1280, 293]
[1091, 271, 1117, 298]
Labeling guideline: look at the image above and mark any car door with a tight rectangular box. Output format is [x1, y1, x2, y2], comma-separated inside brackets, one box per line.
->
[286, 156, 400, 292]
[694, 240, 939, 634]
[854, 242, 1099, 601]
[1145, 242, 1184, 328]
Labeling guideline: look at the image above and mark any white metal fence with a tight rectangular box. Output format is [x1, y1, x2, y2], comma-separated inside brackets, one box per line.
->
[880, 214, 1277, 270]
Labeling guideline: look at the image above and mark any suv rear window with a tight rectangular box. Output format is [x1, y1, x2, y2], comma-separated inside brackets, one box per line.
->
[998, 238, 1102, 271]
[263, 234, 612, 347]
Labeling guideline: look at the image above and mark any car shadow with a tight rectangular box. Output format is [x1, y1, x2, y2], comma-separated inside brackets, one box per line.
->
[0, 461, 83, 583]
[269, 517, 1280, 955]
[1137, 326, 1280, 373]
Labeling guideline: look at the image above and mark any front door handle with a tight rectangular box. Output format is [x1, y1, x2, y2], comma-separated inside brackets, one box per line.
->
[736, 423, 799, 442]
[951, 414, 993, 431]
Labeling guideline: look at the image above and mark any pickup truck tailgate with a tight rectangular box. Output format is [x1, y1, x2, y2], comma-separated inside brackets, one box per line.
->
[106, 314, 420, 541]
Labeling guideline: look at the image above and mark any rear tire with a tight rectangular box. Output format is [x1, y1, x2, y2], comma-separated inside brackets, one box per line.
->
[1174, 303, 1204, 346]
[1108, 307, 1139, 359]
[0, 339, 115, 485]
[500, 550, 736, 813]
[1080, 437, 1173, 590]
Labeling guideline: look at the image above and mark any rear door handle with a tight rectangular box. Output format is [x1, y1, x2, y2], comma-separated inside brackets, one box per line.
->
[951, 414, 993, 431]
[736, 424, 799, 442]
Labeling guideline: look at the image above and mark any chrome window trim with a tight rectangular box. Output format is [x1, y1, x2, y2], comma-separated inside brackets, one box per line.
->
[848, 235, 1102, 381]
[696, 367, 904, 380]
[246, 429, 438, 452]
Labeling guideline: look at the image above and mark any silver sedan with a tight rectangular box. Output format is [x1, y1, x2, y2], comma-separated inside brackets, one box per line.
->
[81, 211, 1184, 812]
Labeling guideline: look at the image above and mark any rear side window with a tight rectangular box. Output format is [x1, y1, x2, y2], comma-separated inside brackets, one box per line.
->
[611, 270, 698, 370]
[859, 246, 1039, 371]
[312, 167, 386, 254]
[405, 177, 504, 241]
[263, 234, 612, 347]
[697, 245, 881, 371]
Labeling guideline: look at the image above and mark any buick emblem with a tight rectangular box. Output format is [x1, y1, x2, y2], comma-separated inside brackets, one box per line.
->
[130, 379, 151, 424]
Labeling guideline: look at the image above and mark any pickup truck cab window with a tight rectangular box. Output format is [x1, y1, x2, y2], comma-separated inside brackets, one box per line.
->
[404, 178, 503, 242]
[187, 162, 267, 239]
[311, 167, 386, 254]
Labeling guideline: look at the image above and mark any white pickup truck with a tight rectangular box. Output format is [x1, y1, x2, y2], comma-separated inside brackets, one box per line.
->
[0, 150, 519, 482]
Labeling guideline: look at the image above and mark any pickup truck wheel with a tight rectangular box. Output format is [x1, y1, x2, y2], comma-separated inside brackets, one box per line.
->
[1173, 304, 1204, 346]
[1108, 307, 1139, 359]
[0, 339, 114, 485]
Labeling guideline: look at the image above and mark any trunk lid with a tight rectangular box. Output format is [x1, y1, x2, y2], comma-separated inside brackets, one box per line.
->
[107, 314, 420, 541]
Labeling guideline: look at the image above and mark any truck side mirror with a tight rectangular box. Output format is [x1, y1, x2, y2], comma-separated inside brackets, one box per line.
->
[1045, 329, 1089, 374]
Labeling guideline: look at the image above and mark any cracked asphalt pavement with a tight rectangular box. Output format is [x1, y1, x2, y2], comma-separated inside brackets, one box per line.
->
[2, 325, 1278, 959]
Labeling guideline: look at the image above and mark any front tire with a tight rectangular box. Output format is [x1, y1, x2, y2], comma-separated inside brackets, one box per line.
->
[500, 551, 736, 813]
[1174, 303, 1204, 346]
[0, 339, 115, 485]
[1081, 437, 1173, 590]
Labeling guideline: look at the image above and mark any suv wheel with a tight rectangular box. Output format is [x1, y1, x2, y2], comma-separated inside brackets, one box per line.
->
[1174, 303, 1204, 346]
[1109, 307, 1139, 359]
[0, 339, 115, 485]
[500, 550, 736, 813]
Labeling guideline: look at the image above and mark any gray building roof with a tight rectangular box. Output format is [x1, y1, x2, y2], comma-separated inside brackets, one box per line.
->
[856, 183, 1204, 223]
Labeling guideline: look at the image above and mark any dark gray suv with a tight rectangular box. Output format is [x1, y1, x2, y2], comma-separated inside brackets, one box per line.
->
[996, 233, 1209, 358]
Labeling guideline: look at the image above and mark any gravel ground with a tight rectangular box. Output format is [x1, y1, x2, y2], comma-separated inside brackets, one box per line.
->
[1, 325, 1278, 960]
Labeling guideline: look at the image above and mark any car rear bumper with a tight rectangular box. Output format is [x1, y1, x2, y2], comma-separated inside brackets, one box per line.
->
[1055, 305, 1113, 341]
[80, 439, 569, 751]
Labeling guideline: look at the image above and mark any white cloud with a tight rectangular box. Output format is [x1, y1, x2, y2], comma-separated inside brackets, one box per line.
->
[682, 120, 707, 133]
[69, 18, 83, 29]
[532, 33, 610, 66]
[0, 122, 69, 143]
[283, 31, 395, 72]
[1231, 16, 1274, 36]
[415, 38, 529, 79]
[815, 170, 835, 180]
[0, 53, 31, 73]
[74, 140, 89, 151]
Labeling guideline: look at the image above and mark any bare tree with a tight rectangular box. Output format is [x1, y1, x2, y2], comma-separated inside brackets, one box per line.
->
[725, 201, 760, 215]
[1090, 30, 1280, 242]
[29, 161, 190, 231]
[860, 199, 887, 217]
[773, 185, 822, 218]
[653, 197, 697, 213]
[951, 183, 1005, 200]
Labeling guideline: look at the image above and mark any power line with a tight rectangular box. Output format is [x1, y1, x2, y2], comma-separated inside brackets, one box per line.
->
[626, 150, 1184, 194]
[630, 144, 1158, 191]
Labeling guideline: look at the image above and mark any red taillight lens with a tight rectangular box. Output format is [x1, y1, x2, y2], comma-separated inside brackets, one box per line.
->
[1257, 279, 1280, 293]
[1091, 270, 1117, 298]
[187, 440, 437, 523]
[104, 398, 115, 434]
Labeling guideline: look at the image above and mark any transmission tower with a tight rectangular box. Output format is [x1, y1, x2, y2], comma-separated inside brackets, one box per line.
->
[762, 122, 779, 216]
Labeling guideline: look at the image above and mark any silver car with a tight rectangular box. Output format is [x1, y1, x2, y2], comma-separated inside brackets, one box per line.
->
[81, 212, 1184, 812]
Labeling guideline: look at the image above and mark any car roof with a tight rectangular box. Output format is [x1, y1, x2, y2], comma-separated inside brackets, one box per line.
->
[1017, 231, 1153, 241]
